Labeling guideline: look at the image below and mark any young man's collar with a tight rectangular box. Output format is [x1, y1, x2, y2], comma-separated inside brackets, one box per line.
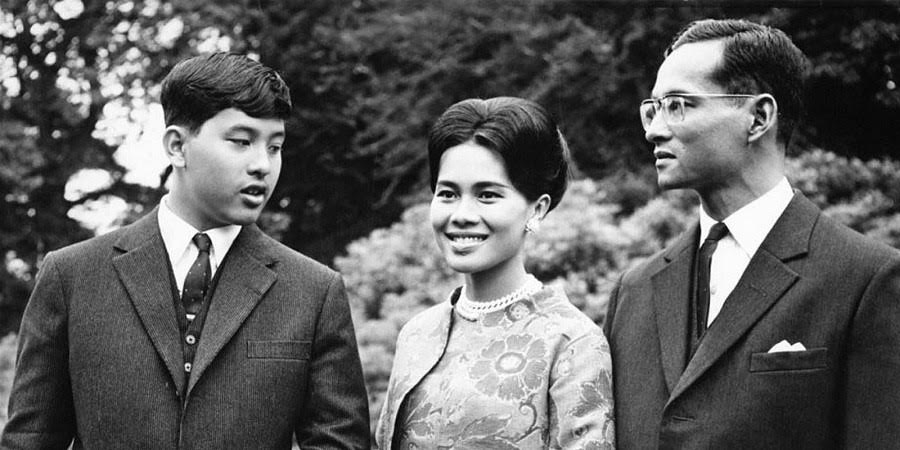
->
[158, 194, 242, 267]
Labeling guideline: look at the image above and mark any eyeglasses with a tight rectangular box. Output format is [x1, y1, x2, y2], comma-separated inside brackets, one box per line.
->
[639, 93, 756, 131]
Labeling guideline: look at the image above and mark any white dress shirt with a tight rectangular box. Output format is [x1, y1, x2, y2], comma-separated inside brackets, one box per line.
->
[157, 195, 242, 296]
[699, 177, 794, 326]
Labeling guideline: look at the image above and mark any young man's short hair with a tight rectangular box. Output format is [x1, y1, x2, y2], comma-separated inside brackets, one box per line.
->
[160, 52, 292, 132]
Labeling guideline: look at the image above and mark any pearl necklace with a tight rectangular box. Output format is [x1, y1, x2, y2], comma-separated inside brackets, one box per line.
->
[455, 274, 543, 321]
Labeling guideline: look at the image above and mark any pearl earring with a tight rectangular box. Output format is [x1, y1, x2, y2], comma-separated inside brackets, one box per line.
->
[525, 218, 540, 234]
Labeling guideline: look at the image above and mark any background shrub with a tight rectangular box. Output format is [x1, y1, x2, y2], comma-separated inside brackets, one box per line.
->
[0, 333, 17, 430]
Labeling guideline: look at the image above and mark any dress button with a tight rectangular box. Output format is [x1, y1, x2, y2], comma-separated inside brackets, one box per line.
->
[186, 335, 197, 345]
[184, 362, 192, 372]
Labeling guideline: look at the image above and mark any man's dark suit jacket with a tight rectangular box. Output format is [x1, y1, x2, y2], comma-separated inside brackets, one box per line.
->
[1, 208, 370, 449]
[604, 193, 900, 449]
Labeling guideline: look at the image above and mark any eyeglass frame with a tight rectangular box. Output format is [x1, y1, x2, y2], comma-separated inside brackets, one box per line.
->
[639, 93, 758, 131]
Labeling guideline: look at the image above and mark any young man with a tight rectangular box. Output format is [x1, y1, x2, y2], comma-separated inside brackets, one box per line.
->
[604, 19, 900, 448]
[1, 53, 369, 449]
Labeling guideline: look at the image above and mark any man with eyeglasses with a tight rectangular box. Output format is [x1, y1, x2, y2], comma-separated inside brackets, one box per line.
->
[604, 18, 900, 449]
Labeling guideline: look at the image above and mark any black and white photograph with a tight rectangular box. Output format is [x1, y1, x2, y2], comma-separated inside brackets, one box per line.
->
[2, 0, 899, 448]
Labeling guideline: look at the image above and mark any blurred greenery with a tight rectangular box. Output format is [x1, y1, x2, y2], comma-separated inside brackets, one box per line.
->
[2, 0, 900, 441]
[3, 2, 900, 337]
[1, 333, 15, 428]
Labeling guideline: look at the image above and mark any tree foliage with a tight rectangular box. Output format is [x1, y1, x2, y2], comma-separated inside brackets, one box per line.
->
[1, 0, 183, 333]
[788, 149, 900, 247]
[227, 2, 900, 260]
[1, 0, 899, 336]
[0, 332, 16, 429]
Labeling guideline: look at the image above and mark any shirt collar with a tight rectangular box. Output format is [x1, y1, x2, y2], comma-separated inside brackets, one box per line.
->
[157, 195, 242, 266]
[699, 177, 794, 256]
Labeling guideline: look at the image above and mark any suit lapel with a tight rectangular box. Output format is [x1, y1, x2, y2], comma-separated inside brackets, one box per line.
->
[112, 208, 186, 394]
[669, 251, 797, 401]
[188, 225, 277, 394]
[651, 224, 699, 393]
[668, 193, 818, 403]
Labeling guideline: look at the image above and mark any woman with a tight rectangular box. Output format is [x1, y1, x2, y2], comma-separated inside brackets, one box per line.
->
[376, 97, 615, 449]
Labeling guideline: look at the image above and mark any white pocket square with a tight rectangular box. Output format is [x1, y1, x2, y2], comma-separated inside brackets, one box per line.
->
[768, 340, 807, 353]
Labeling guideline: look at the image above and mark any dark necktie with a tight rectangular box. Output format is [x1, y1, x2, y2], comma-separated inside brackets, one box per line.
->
[182, 233, 212, 321]
[695, 222, 729, 340]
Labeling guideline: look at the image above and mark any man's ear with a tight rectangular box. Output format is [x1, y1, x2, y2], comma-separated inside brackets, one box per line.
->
[163, 125, 189, 168]
[747, 94, 777, 144]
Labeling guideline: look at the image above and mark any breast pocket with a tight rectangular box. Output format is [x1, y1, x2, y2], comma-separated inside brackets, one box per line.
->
[749, 348, 828, 373]
[247, 340, 312, 360]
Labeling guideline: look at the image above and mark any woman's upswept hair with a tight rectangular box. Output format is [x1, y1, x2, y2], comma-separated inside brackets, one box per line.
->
[427, 97, 571, 211]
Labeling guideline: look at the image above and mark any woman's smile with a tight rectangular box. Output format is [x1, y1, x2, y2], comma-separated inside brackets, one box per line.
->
[445, 231, 488, 252]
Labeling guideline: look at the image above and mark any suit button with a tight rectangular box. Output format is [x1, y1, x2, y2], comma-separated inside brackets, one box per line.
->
[186, 335, 197, 345]
[184, 362, 192, 372]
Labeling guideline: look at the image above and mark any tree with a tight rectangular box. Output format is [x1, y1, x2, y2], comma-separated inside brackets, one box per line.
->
[1, 0, 178, 334]
[264, 2, 900, 261]
[0, 332, 17, 428]
[3, 0, 899, 336]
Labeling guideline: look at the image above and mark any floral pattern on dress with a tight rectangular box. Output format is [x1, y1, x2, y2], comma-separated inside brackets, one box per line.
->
[570, 379, 616, 449]
[450, 416, 519, 449]
[376, 286, 615, 449]
[481, 291, 551, 328]
[469, 333, 548, 401]
[571, 377, 613, 419]
[505, 300, 536, 322]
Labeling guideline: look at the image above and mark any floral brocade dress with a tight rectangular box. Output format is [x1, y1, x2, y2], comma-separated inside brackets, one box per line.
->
[375, 285, 615, 449]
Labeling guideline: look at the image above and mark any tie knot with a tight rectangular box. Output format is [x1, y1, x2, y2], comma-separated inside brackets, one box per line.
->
[706, 222, 729, 242]
[192, 233, 212, 253]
